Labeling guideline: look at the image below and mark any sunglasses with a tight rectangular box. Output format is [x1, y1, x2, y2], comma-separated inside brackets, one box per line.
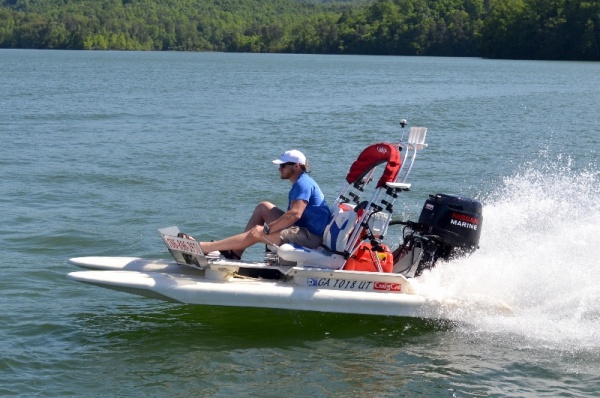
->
[279, 162, 296, 169]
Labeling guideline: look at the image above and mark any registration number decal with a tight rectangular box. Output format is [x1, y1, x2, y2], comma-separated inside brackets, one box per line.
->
[306, 277, 401, 292]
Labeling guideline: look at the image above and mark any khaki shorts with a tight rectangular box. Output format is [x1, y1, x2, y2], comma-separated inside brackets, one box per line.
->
[280, 226, 322, 249]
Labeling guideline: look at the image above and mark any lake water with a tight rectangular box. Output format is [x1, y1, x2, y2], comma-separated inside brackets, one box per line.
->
[1, 49, 599, 397]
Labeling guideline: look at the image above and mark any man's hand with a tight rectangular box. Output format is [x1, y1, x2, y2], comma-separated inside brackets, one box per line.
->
[249, 225, 266, 241]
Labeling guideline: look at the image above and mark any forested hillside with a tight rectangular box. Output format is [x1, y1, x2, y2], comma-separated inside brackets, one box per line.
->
[0, 0, 598, 60]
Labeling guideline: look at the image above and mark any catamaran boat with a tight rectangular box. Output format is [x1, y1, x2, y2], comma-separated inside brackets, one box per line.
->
[68, 121, 501, 320]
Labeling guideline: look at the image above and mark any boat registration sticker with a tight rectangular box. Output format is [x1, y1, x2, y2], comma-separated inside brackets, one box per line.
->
[163, 236, 203, 255]
[373, 282, 402, 292]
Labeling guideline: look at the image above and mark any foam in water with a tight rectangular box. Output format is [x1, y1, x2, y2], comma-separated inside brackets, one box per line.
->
[414, 154, 600, 350]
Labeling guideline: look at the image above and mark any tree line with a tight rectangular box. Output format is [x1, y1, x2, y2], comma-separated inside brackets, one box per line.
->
[0, 0, 598, 60]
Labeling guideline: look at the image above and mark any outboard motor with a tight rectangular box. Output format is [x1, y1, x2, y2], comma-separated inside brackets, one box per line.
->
[391, 193, 483, 277]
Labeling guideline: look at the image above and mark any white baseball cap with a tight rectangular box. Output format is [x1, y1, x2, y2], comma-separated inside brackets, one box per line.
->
[272, 149, 306, 165]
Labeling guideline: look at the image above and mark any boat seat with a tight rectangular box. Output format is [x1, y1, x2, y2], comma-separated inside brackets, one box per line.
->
[277, 204, 358, 269]
[323, 204, 358, 254]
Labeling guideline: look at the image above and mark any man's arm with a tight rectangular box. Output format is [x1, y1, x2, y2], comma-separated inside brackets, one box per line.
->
[266, 199, 307, 234]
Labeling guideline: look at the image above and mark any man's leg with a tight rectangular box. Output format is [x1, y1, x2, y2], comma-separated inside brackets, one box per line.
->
[200, 227, 282, 256]
[242, 201, 284, 232]
[200, 201, 284, 258]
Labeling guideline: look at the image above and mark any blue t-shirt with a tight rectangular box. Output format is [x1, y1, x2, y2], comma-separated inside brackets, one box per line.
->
[288, 173, 331, 236]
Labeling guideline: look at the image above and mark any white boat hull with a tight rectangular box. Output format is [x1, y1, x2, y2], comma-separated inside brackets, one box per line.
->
[67, 256, 454, 319]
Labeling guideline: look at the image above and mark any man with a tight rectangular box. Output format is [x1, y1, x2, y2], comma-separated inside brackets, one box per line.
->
[198, 149, 331, 260]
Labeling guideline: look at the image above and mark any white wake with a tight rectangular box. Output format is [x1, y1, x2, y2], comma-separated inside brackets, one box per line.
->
[415, 155, 600, 350]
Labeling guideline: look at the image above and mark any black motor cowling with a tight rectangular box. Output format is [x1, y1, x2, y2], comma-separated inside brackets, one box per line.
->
[417, 193, 482, 253]
[392, 193, 483, 277]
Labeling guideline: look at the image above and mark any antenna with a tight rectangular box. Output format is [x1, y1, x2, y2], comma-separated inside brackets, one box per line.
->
[399, 119, 407, 141]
